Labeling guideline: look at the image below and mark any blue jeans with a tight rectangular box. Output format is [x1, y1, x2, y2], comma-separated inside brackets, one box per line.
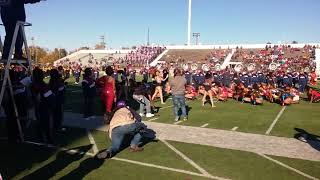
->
[172, 94, 187, 119]
[109, 122, 143, 154]
[133, 95, 151, 114]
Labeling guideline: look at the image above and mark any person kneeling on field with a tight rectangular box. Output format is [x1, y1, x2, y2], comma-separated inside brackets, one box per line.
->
[96, 101, 151, 159]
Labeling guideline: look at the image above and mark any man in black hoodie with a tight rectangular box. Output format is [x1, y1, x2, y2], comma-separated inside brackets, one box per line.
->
[1, 0, 40, 60]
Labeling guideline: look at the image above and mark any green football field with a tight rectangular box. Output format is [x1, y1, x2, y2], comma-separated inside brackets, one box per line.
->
[0, 77, 319, 180]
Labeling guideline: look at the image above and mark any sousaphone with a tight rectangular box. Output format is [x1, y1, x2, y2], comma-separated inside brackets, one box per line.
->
[182, 63, 189, 71]
[214, 64, 221, 71]
[304, 67, 311, 73]
[191, 63, 198, 71]
[247, 63, 256, 71]
[202, 64, 210, 72]
[269, 63, 277, 71]
[234, 64, 243, 72]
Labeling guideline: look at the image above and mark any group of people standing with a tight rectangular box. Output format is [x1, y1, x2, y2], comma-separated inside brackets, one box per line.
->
[2, 66, 66, 144]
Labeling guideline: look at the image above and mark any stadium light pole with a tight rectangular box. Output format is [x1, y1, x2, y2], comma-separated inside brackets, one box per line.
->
[187, 0, 192, 46]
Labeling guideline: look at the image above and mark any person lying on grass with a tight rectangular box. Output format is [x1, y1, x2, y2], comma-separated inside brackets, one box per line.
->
[96, 101, 153, 159]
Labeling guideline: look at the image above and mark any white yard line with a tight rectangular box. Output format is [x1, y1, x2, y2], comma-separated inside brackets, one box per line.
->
[23, 140, 230, 180]
[87, 129, 99, 155]
[258, 153, 319, 180]
[231, 127, 238, 131]
[265, 106, 286, 135]
[201, 123, 209, 128]
[147, 117, 159, 122]
[173, 121, 183, 125]
[161, 139, 213, 177]
[112, 157, 230, 180]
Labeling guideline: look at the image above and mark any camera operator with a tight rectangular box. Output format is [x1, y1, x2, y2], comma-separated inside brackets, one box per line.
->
[1, 0, 41, 60]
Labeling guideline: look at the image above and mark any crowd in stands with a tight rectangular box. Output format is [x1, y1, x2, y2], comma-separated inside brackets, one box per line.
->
[231, 45, 317, 72]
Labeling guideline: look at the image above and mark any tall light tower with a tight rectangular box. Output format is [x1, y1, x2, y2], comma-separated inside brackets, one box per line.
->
[193, 32, 200, 45]
[187, 0, 192, 46]
[100, 35, 106, 49]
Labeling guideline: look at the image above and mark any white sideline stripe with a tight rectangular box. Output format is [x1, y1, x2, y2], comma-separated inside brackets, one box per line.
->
[148, 117, 158, 122]
[265, 106, 286, 135]
[87, 129, 99, 155]
[231, 127, 238, 131]
[112, 157, 229, 180]
[174, 121, 183, 125]
[201, 123, 209, 128]
[160, 105, 173, 110]
[258, 154, 319, 180]
[161, 139, 213, 177]
[24, 140, 230, 180]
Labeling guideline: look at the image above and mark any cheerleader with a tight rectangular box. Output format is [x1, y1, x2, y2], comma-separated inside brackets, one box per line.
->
[151, 71, 165, 104]
[202, 73, 216, 107]
[82, 68, 96, 120]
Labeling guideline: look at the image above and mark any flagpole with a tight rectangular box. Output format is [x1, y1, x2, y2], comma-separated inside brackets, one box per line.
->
[187, 0, 192, 46]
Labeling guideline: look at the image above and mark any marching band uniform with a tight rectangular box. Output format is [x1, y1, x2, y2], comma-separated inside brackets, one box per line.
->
[113, 71, 119, 82]
[283, 73, 291, 87]
[32, 69, 56, 143]
[251, 73, 259, 85]
[82, 75, 96, 119]
[130, 70, 136, 81]
[298, 73, 308, 93]
[184, 71, 192, 85]
[142, 69, 148, 82]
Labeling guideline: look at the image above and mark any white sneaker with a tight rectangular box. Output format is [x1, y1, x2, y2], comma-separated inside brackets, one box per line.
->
[89, 116, 96, 119]
[84, 117, 90, 121]
[139, 113, 145, 117]
[146, 113, 154, 118]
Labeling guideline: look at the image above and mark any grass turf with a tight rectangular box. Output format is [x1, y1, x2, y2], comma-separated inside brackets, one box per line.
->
[62, 80, 320, 139]
[1, 129, 319, 180]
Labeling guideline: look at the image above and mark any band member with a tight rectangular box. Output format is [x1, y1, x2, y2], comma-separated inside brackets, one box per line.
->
[298, 72, 308, 93]
[283, 73, 292, 87]
[142, 68, 148, 82]
[82, 68, 96, 120]
[49, 68, 66, 131]
[184, 70, 192, 85]
[310, 70, 317, 86]
[97, 66, 116, 118]
[129, 69, 136, 81]
[31, 67, 56, 144]
[307, 86, 320, 103]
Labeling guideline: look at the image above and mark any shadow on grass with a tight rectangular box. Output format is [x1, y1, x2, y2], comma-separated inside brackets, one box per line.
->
[21, 144, 94, 180]
[59, 157, 104, 180]
[294, 128, 320, 152]
[0, 141, 56, 180]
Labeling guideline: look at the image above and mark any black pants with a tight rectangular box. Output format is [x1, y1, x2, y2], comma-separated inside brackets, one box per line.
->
[84, 96, 94, 118]
[2, 21, 24, 60]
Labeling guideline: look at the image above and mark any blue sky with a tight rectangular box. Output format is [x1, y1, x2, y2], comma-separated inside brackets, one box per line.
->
[1, 0, 320, 51]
